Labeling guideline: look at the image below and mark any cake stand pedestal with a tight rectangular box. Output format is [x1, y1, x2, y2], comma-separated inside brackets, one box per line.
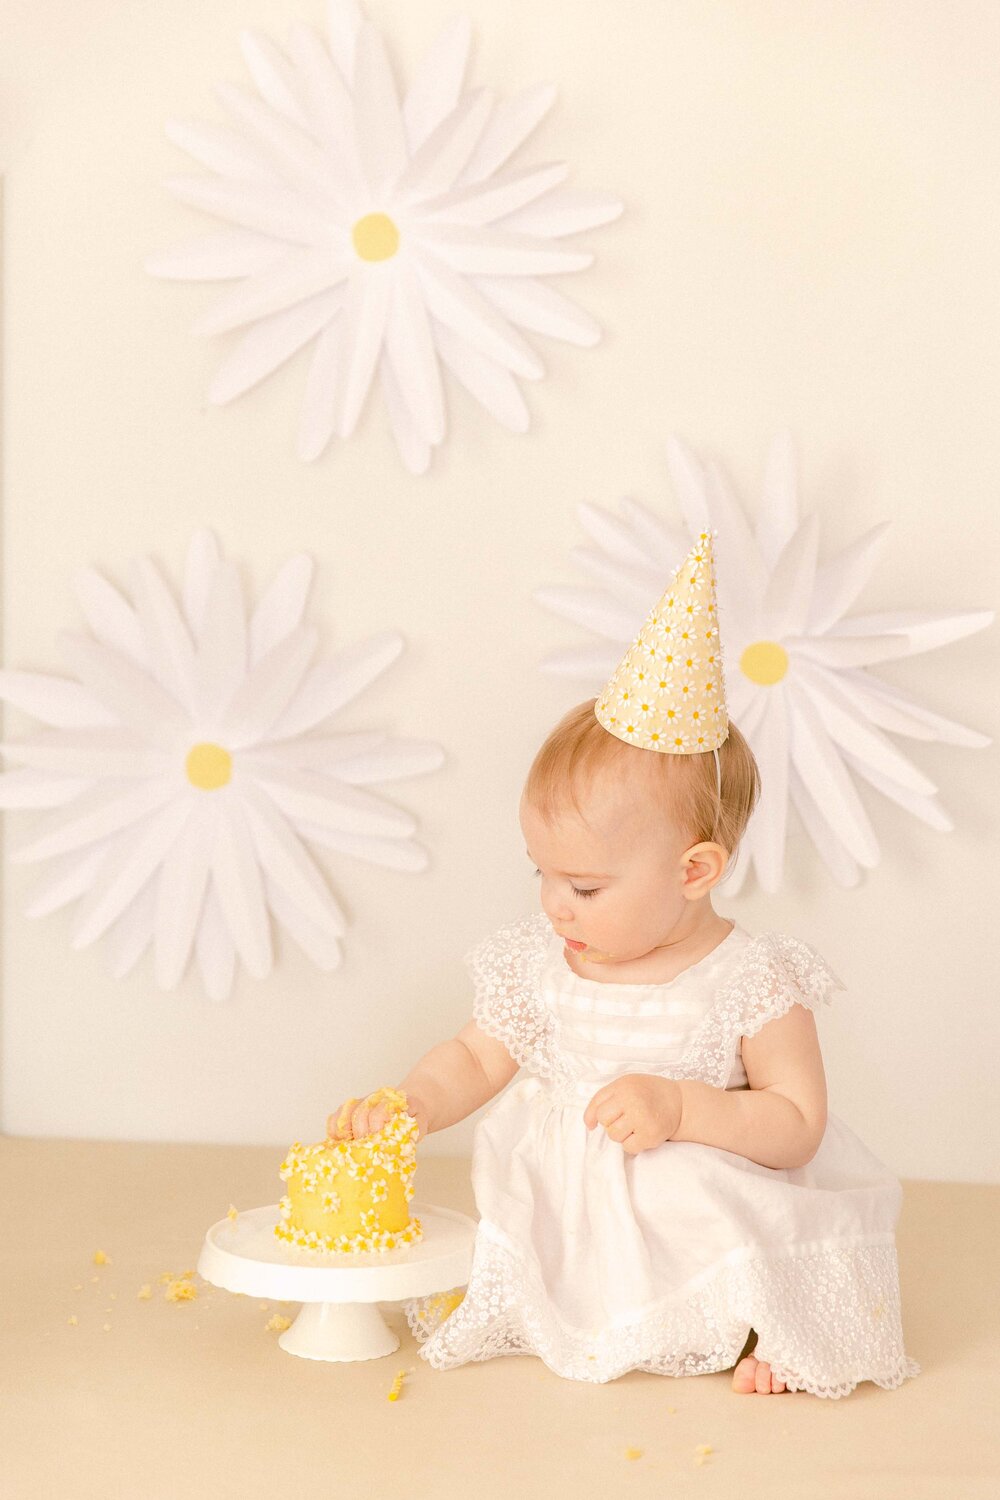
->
[197, 1202, 476, 1363]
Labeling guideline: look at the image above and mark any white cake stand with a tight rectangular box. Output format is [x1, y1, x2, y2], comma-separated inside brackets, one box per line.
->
[197, 1202, 476, 1363]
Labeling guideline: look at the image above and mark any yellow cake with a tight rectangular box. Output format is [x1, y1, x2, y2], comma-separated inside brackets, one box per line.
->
[274, 1087, 423, 1254]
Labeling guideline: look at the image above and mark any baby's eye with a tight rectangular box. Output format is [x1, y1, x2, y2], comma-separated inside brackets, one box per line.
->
[571, 886, 599, 899]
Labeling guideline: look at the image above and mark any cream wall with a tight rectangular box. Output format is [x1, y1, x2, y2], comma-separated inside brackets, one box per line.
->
[1, 0, 997, 1182]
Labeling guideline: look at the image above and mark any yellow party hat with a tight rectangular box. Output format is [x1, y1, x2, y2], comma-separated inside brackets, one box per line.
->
[594, 529, 729, 756]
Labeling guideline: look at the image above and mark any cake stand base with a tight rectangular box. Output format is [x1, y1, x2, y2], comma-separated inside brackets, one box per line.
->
[198, 1202, 477, 1363]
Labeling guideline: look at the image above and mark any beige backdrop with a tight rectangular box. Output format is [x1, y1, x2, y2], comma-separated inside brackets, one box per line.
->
[0, 0, 997, 1182]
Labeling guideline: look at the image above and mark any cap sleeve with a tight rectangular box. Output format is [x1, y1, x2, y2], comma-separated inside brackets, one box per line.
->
[465, 912, 558, 1078]
[734, 931, 846, 1041]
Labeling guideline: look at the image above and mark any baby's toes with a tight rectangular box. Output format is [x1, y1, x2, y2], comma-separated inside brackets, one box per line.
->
[755, 1360, 775, 1394]
[731, 1356, 757, 1393]
[770, 1369, 787, 1393]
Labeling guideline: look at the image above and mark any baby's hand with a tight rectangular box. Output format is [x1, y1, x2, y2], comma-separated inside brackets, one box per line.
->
[583, 1074, 683, 1155]
[326, 1092, 430, 1142]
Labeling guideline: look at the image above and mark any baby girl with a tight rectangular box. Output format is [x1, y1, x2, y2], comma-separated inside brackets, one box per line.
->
[328, 535, 919, 1399]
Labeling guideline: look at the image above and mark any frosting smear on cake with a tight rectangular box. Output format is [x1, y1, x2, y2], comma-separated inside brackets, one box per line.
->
[274, 1087, 423, 1254]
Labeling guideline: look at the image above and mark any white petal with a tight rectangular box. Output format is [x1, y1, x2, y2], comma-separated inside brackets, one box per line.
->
[394, 88, 493, 203]
[325, 0, 363, 86]
[531, 586, 638, 643]
[146, 228, 288, 281]
[577, 501, 658, 572]
[352, 20, 408, 193]
[297, 318, 345, 462]
[248, 731, 388, 768]
[788, 765, 862, 887]
[418, 222, 593, 275]
[295, 822, 429, 872]
[214, 79, 351, 205]
[196, 883, 238, 1001]
[472, 271, 598, 345]
[0, 767, 92, 808]
[192, 246, 352, 338]
[193, 562, 247, 726]
[402, 14, 471, 151]
[250, 554, 314, 665]
[806, 522, 891, 635]
[432, 321, 529, 430]
[57, 632, 189, 737]
[211, 803, 273, 979]
[788, 633, 914, 669]
[163, 118, 282, 183]
[567, 545, 663, 612]
[266, 875, 343, 969]
[1, 729, 169, 779]
[26, 843, 109, 919]
[162, 174, 333, 246]
[266, 630, 403, 740]
[837, 668, 991, 748]
[221, 625, 319, 746]
[745, 684, 789, 894]
[238, 28, 311, 128]
[384, 263, 445, 445]
[286, 23, 357, 169]
[154, 804, 216, 989]
[253, 763, 417, 838]
[703, 458, 768, 638]
[13, 778, 179, 865]
[795, 664, 938, 794]
[335, 270, 394, 439]
[73, 569, 147, 667]
[414, 256, 542, 377]
[617, 497, 686, 573]
[212, 286, 344, 406]
[105, 879, 159, 980]
[498, 187, 623, 238]
[0, 671, 116, 729]
[70, 798, 193, 951]
[320, 738, 445, 784]
[757, 429, 800, 570]
[825, 608, 994, 657]
[131, 556, 199, 716]
[664, 433, 710, 537]
[761, 511, 819, 640]
[787, 686, 879, 867]
[240, 786, 347, 936]
[840, 750, 954, 832]
[182, 530, 221, 641]
[379, 348, 433, 474]
[457, 83, 556, 185]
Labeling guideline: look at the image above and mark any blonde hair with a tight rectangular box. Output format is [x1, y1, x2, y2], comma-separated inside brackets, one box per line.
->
[522, 698, 761, 858]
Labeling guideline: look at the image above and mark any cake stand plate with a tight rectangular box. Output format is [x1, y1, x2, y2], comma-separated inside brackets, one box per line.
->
[197, 1202, 476, 1363]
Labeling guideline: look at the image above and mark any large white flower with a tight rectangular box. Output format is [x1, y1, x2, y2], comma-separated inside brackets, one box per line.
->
[534, 432, 993, 891]
[145, 0, 623, 473]
[0, 530, 444, 998]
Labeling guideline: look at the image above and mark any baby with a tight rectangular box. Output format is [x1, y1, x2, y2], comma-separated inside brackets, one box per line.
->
[328, 539, 918, 1398]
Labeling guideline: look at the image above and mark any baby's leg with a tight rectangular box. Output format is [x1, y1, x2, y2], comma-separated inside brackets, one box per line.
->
[731, 1328, 790, 1395]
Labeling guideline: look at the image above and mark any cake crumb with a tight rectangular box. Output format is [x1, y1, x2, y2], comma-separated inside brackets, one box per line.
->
[387, 1369, 409, 1401]
[92, 1250, 110, 1266]
[137, 1285, 153, 1300]
[68, 1315, 78, 1326]
[227, 1204, 239, 1224]
[73, 1283, 82, 1291]
[265, 1314, 292, 1333]
[624, 1447, 643, 1461]
[695, 1444, 713, 1455]
[164, 1277, 198, 1303]
[157, 1271, 174, 1284]
[103, 1323, 112, 1332]
[110, 1292, 117, 1301]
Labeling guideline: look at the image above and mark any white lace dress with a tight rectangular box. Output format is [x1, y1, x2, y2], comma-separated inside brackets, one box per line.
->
[403, 912, 921, 1399]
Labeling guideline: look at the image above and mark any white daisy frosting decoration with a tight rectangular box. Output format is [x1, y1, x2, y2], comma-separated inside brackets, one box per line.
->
[0, 529, 445, 999]
[146, 0, 624, 473]
[535, 431, 993, 892]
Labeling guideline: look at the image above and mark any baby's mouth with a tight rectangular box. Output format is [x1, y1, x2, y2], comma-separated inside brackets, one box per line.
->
[563, 938, 587, 952]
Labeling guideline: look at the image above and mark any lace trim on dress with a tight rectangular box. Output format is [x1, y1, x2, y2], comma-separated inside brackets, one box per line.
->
[668, 930, 846, 1090]
[466, 912, 572, 1084]
[403, 1224, 921, 1398]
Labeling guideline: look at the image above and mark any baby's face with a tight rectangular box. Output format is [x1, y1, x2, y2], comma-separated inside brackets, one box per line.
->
[519, 776, 702, 965]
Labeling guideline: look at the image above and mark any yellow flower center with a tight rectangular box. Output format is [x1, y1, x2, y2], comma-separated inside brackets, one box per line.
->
[352, 212, 400, 261]
[186, 742, 232, 790]
[740, 640, 789, 685]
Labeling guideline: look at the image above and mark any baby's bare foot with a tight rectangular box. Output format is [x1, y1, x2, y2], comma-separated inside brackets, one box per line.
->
[731, 1354, 787, 1394]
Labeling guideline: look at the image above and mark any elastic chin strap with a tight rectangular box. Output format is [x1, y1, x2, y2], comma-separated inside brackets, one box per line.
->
[713, 745, 721, 799]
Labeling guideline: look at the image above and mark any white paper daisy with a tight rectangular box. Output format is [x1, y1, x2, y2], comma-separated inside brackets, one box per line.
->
[145, 0, 623, 474]
[534, 432, 993, 890]
[0, 529, 444, 998]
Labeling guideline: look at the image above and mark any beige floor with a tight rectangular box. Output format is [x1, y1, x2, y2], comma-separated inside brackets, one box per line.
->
[1, 1136, 996, 1500]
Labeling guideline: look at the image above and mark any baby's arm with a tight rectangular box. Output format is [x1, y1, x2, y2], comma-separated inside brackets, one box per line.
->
[672, 1003, 828, 1169]
[328, 1021, 520, 1141]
